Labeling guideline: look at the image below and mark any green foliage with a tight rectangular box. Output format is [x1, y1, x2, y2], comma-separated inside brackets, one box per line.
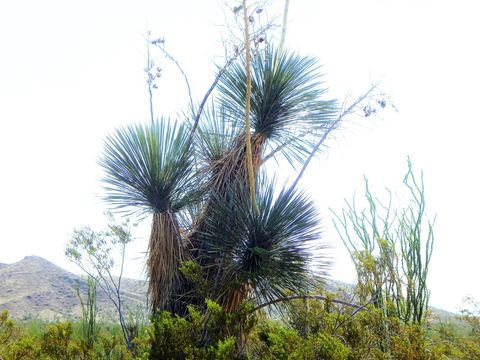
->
[2, 298, 480, 359]
[306, 333, 351, 360]
[179, 260, 208, 297]
[426, 297, 480, 359]
[251, 319, 351, 360]
[0, 312, 150, 360]
[390, 324, 438, 360]
[332, 158, 434, 325]
[459, 296, 480, 335]
[41, 321, 76, 359]
[65, 214, 139, 351]
[254, 322, 303, 359]
[218, 46, 337, 166]
[149, 310, 193, 359]
[0, 310, 14, 345]
[278, 285, 446, 360]
[76, 276, 98, 349]
[65, 214, 134, 274]
[148, 305, 240, 360]
[100, 119, 197, 216]
[201, 179, 321, 309]
[3, 336, 41, 360]
[203, 299, 256, 341]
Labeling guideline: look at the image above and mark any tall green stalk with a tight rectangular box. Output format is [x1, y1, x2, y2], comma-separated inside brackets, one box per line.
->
[242, 0, 256, 209]
[76, 277, 98, 348]
[278, 0, 290, 55]
[398, 158, 435, 324]
[331, 158, 435, 325]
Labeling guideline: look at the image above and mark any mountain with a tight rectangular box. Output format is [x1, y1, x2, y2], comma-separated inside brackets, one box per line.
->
[0, 256, 458, 322]
[0, 256, 147, 320]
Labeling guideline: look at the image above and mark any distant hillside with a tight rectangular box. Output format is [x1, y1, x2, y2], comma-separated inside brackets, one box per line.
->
[0, 256, 458, 322]
[0, 256, 147, 320]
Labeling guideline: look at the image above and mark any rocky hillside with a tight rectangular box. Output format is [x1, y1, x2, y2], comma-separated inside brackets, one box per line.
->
[0, 256, 147, 320]
[0, 256, 457, 322]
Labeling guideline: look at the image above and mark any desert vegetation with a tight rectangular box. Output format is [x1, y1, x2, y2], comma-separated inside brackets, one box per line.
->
[1, 1, 479, 359]
[1, 286, 480, 359]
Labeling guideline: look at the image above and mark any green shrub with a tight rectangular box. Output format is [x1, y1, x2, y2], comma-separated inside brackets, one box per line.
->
[3, 338, 38, 360]
[148, 304, 241, 360]
[149, 311, 195, 359]
[2, 298, 480, 359]
[255, 321, 303, 359]
[41, 321, 77, 359]
[0, 310, 14, 345]
[303, 333, 350, 360]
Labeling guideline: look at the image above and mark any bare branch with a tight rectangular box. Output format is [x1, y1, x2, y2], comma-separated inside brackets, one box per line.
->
[151, 39, 195, 117]
[251, 294, 368, 314]
[65, 221, 136, 350]
[146, 40, 155, 124]
[186, 50, 240, 150]
[186, 16, 276, 150]
[290, 82, 380, 190]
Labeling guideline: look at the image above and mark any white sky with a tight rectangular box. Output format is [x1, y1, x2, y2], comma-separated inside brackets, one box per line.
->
[1, 0, 479, 313]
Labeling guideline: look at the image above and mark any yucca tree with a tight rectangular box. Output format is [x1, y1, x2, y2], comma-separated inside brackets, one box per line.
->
[99, 120, 198, 314]
[194, 47, 336, 195]
[217, 46, 336, 168]
[100, 46, 335, 318]
[187, 47, 336, 310]
[190, 47, 335, 245]
[199, 178, 324, 312]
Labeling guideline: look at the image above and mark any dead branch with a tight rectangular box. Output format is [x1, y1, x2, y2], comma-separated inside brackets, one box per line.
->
[290, 82, 381, 190]
[251, 294, 369, 314]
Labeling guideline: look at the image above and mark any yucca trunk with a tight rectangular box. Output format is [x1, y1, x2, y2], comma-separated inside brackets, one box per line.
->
[213, 134, 264, 312]
[221, 282, 253, 313]
[215, 132, 265, 193]
[222, 282, 253, 358]
[148, 211, 188, 313]
[246, 133, 265, 174]
[192, 132, 266, 237]
[190, 133, 266, 310]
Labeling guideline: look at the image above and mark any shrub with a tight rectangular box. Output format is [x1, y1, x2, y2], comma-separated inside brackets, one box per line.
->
[148, 303, 242, 360]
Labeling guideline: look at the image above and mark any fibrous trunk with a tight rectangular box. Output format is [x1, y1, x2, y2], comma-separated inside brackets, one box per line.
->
[190, 133, 266, 311]
[148, 211, 188, 314]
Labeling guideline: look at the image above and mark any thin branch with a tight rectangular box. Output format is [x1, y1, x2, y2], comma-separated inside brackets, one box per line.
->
[117, 242, 125, 294]
[186, 20, 276, 150]
[278, 0, 290, 54]
[146, 42, 155, 124]
[71, 261, 112, 303]
[261, 129, 310, 164]
[333, 298, 373, 332]
[185, 50, 240, 151]
[290, 82, 380, 190]
[72, 252, 132, 348]
[152, 40, 195, 117]
[251, 294, 366, 314]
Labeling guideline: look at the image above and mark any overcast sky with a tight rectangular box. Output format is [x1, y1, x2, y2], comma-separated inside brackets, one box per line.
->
[1, 0, 479, 313]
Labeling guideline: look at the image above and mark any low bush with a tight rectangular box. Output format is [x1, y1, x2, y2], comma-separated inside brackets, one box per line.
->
[1, 298, 480, 359]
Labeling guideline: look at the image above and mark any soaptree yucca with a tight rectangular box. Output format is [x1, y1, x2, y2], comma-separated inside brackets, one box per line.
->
[99, 47, 336, 315]
[100, 120, 198, 314]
